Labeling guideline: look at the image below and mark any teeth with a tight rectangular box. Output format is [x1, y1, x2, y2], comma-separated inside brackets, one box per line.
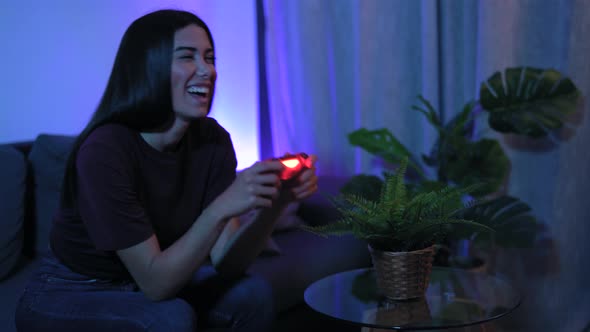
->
[188, 86, 209, 94]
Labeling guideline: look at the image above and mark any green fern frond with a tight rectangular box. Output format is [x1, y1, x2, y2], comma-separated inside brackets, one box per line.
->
[404, 191, 444, 219]
[407, 218, 494, 239]
[300, 222, 353, 237]
[302, 154, 495, 252]
[340, 194, 379, 216]
[393, 160, 408, 203]
[380, 157, 409, 218]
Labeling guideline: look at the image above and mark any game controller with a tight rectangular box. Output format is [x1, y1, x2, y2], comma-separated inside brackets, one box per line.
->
[271, 153, 312, 181]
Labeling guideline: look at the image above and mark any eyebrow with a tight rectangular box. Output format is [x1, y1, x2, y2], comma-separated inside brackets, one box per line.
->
[174, 46, 213, 53]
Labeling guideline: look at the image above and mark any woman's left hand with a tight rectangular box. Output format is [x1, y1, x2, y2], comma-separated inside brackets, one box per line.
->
[281, 154, 318, 202]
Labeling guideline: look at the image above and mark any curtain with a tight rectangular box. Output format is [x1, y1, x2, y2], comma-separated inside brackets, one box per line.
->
[263, 0, 443, 177]
[263, 0, 589, 329]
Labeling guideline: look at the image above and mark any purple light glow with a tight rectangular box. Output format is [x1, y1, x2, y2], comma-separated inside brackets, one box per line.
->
[0, 0, 259, 169]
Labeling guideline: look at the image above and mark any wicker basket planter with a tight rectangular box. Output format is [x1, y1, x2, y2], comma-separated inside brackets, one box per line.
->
[368, 245, 435, 300]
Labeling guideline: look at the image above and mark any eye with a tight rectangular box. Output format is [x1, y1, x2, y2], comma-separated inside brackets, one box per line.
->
[205, 55, 216, 64]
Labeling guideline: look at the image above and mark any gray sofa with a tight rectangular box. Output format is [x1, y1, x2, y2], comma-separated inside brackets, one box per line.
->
[0, 134, 371, 332]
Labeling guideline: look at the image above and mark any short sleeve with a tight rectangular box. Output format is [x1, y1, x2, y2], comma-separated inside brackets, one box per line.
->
[76, 141, 153, 251]
[202, 131, 237, 208]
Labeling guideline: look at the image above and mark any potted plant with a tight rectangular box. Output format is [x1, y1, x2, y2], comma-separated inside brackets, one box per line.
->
[342, 67, 582, 269]
[302, 157, 493, 300]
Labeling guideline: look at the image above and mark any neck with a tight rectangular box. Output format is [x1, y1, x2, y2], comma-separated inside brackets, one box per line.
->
[140, 117, 190, 152]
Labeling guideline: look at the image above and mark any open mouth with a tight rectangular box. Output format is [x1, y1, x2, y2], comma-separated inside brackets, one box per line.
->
[187, 86, 209, 99]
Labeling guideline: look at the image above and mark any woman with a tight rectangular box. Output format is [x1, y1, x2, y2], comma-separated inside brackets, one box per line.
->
[15, 9, 317, 332]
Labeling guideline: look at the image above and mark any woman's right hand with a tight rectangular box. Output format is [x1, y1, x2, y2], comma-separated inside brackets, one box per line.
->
[210, 160, 285, 219]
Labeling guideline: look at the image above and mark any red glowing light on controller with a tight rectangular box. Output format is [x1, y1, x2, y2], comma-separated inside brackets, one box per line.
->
[281, 159, 300, 169]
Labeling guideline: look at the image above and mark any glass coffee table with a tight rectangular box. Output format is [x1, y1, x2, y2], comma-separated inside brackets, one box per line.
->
[304, 267, 520, 331]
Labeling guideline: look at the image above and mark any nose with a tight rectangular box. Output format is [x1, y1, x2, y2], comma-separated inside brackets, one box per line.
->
[196, 58, 212, 78]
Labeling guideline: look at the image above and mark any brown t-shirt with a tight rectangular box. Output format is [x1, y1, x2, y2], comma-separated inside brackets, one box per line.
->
[50, 118, 237, 280]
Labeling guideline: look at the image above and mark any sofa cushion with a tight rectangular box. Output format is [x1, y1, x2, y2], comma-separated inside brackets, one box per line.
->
[261, 177, 348, 256]
[298, 176, 349, 227]
[28, 134, 76, 254]
[0, 146, 27, 280]
[248, 229, 371, 313]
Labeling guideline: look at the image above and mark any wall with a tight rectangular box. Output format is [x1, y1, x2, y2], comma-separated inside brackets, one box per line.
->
[0, 0, 258, 169]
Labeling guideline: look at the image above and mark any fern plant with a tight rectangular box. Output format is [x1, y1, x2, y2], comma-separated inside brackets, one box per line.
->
[302, 158, 493, 252]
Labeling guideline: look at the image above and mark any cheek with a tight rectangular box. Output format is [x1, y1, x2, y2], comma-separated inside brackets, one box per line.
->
[170, 74, 186, 110]
[210, 68, 217, 94]
[170, 63, 195, 87]
[170, 71, 184, 93]
[210, 67, 217, 82]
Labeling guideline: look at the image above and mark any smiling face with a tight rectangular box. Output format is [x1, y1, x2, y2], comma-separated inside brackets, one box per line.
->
[171, 24, 216, 120]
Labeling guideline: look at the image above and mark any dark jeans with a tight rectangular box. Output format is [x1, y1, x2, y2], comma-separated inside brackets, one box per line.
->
[15, 252, 275, 332]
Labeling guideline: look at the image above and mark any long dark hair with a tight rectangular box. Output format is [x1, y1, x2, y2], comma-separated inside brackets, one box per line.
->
[61, 9, 215, 209]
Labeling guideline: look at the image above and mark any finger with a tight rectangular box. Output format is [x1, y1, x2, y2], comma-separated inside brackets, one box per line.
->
[253, 196, 273, 209]
[292, 185, 316, 199]
[242, 162, 281, 182]
[294, 167, 317, 186]
[250, 184, 279, 197]
[253, 160, 284, 173]
[253, 173, 280, 186]
[291, 178, 318, 196]
[309, 154, 318, 165]
[297, 168, 317, 183]
[293, 184, 318, 201]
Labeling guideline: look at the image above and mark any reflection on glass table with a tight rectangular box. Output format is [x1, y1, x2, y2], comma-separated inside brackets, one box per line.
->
[304, 267, 521, 331]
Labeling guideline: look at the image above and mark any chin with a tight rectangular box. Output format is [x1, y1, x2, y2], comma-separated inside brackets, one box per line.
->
[177, 108, 209, 120]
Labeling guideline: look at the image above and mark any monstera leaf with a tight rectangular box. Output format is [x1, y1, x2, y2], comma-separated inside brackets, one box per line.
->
[442, 138, 510, 197]
[347, 128, 425, 177]
[456, 195, 538, 248]
[480, 67, 581, 137]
